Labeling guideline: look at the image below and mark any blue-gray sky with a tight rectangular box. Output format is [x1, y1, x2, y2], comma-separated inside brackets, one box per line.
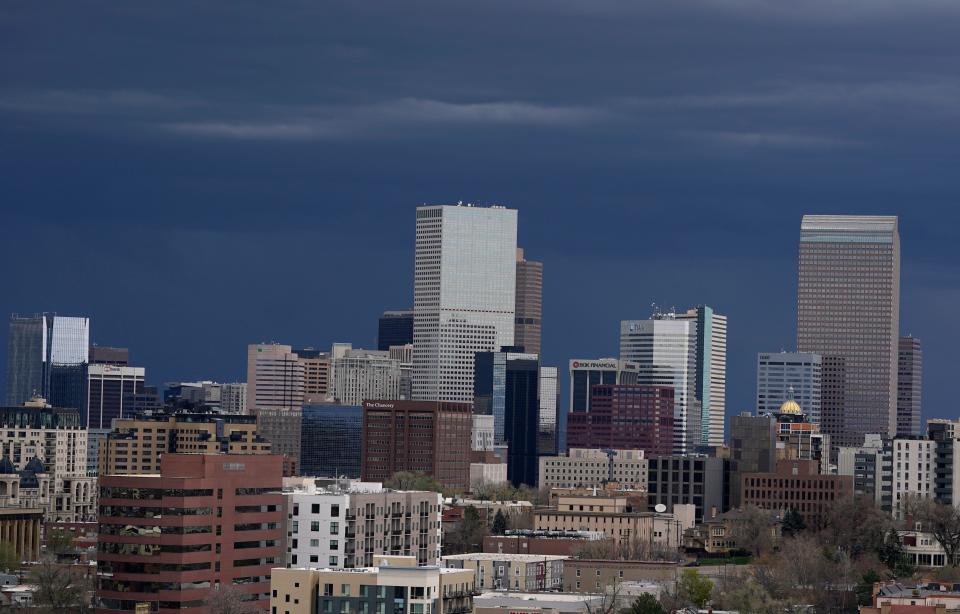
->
[2, 1, 959, 423]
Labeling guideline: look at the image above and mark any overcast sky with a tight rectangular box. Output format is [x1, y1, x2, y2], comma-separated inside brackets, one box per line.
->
[2, 1, 959, 423]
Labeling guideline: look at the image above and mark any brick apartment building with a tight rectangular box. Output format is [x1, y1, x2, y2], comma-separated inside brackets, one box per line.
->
[95, 453, 283, 613]
[741, 458, 853, 529]
[361, 400, 472, 492]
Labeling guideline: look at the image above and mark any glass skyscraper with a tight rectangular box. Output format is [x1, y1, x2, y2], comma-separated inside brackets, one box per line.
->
[756, 351, 822, 424]
[675, 305, 727, 447]
[412, 204, 517, 403]
[797, 215, 900, 447]
[6, 313, 89, 407]
[300, 404, 362, 478]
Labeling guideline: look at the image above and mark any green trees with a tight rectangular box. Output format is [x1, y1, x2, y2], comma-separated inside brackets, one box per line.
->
[491, 510, 508, 535]
[676, 569, 713, 608]
[0, 541, 20, 572]
[384, 471, 444, 494]
[781, 508, 806, 537]
[624, 593, 665, 614]
[445, 506, 487, 554]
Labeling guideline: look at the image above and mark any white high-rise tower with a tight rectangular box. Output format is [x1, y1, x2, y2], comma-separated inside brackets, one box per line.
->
[412, 204, 518, 402]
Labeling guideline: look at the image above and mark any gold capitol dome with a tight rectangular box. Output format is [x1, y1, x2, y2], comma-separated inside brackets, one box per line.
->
[778, 386, 802, 415]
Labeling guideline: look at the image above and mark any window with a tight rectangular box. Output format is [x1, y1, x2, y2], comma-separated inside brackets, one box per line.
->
[330, 540, 339, 551]
[330, 522, 339, 534]
[341, 584, 351, 596]
[311, 522, 320, 532]
[312, 504, 320, 514]
[329, 556, 338, 566]
[331, 504, 340, 517]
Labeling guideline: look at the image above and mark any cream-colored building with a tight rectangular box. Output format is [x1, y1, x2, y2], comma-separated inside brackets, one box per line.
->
[271, 556, 475, 614]
[98, 412, 271, 476]
[539, 449, 647, 489]
[442, 552, 566, 591]
[533, 495, 694, 549]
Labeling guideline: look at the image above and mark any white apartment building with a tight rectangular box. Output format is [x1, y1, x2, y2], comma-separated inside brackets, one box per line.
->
[330, 345, 401, 406]
[892, 438, 935, 518]
[619, 316, 698, 453]
[413, 204, 518, 403]
[220, 382, 247, 414]
[539, 448, 647, 489]
[285, 481, 442, 570]
[757, 352, 822, 425]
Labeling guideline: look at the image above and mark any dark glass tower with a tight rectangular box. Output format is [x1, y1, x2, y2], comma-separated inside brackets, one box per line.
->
[377, 310, 414, 351]
[300, 404, 362, 477]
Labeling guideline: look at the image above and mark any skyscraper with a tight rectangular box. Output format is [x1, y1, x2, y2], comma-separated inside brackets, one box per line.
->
[675, 305, 727, 447]
[299, 404, 362, 477]
[412, 204, 517, 403]
[474, 349, 540, 487]
[756, 351, 822, 424]
[6, 313, 89, 407]
[246, 343, 305, 413]
[538, 366, 559, 457]
[329, 344, 401, 405]
[515, 248, 543, 355]
[85, 364, 145, 430]
[897, 336, 922, 437]
[564, 358, 639, 453]
[566, 384, 675, 455]
[619, 315, 698, 453]
[377, 310, 414, 351]
[797, 215, 900, 447]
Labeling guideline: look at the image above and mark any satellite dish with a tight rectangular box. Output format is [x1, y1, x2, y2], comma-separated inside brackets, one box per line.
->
[654, 504, 667, 513]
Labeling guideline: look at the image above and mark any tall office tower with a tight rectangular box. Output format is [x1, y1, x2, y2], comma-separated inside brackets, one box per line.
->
[299, 404, 362, 478]
[96, 454, 283, 613]
[897, 336, 922, 437]
[246, 343, 305, 413]
[412, 204, 518, 403]
[330, 344, 401, 405]
[298, 348, 332, 404]
[360, 400, 472, 492]
[389, 344, 414, 400]
[565, 358, 639, 452]
[85, 364, 145, 430]
[220, 382, 248, 414]
[566, 384, 675, 455]
[797, 215, 900, 447]
[756, 352, 822, 425]
[515, 248, 543, 355]
[728, 413, 777, 508]
[620, 314, 699, 453]
[473, 349, 540, 487]
[377, 310, 414, 351]
[675, 306, 727, 447]
[89, 346, 128, 366]
[6, 313, 89, 407]
[538, 366, 559, 456]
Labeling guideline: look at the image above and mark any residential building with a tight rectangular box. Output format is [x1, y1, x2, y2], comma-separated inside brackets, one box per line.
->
[646, 455, 726, 523]
[539, 366, 559, 457]
[756, 351, 822, 425]
[98, 412, 271, 476]
[246, 343, 305, 413]
[442, 553, 565, 592]
[514, 248, 543, 356]
[898, 528, 950, 568]
[300, 404, 362, 478]
[0, 399, 95, 522]
[483, 530, 609, 557]
[567, 385, 674, 455]
[472, 415, 495, 452]
[474, 350, 540, 486]
[220, 382, 247, 414]
[285, 481, 442, 568]
[539, 448, 647, 490]
[95, 453, 284, 613]
[6, 313, 89, 407]
[378, 310, 415, 351]
[728, 412, 777, 509]
[412, 204, 518, 403]
[890, 437, 935, 518]
[85, 364, 145, 430]
[470, 462, 507, 488]
[741, 459, 853, 528]
[684, 507, 781, 555]
[927, 419, 960, 505]
[675, 306, 727, 447]
[533, 495, 695, 550]
[837, 434, 891, 511]
[271, 557, 475, 614]
[361, 400, 472, 492]
[619, 315, 699, 453]
[898, 336, 922, 437]
[330, 344, 402, 405]
[797, 215, 900, 447]
[562, 560, 680, 593]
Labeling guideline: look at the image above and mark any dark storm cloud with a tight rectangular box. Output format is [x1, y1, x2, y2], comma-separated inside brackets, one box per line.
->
[2, 0, 960, 419]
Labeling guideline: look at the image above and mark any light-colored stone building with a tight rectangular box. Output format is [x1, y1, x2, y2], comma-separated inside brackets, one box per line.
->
[442, 552, 566, 591]
[539, 448, 647, 489]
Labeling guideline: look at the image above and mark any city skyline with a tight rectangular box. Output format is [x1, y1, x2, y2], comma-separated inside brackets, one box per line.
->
[0, 207, 939, 429]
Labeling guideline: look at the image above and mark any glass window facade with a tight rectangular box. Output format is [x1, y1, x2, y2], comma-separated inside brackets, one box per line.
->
[300, 405, 362, 478]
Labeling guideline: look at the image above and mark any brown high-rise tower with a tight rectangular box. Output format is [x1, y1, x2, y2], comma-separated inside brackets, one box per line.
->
[515, 248, 543, 355]
[797, 215, 900, 448]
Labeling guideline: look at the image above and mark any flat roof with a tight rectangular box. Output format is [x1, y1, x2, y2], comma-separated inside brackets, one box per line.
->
[443, 553, 568, 562]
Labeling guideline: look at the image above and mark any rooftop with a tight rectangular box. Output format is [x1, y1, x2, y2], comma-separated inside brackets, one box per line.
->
[443, 553, 568, 562]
